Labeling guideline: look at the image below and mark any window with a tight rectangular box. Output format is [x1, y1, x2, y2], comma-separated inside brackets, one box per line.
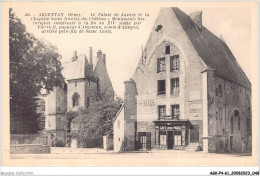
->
[165, 45, 170, 54]
[174, 130, 182, 145]
[172, 104, 180, 119]
[158, 105, 166, 119]
[216, 111, 219, 120]
[234, 110, 239, 116]
[160, 131, 167, 145]
[72, 93, 79, 107]
[86, 97, 90, 108]
[88, 81, 91, 87]
[157, 58, 165, 73]
[157, 80, 166, 95]
[41, 100, 45, 111]
[219, 107, 222, 120]
[170, 78, 179, 94]
[170, 55, 179, 71]
[219, 85, 223, 97]
[234, 110, 240, 130]
[75, 81, 77, 87]
[231, 117, 234, 133]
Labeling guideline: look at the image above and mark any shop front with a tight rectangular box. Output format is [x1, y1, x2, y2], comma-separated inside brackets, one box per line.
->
[153, 120, 193, 150]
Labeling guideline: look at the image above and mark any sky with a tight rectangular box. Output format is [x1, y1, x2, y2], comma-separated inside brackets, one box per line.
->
[11, 2, 253, 98]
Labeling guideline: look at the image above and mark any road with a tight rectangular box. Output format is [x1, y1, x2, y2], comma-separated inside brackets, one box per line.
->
[11, 147, 252, 160]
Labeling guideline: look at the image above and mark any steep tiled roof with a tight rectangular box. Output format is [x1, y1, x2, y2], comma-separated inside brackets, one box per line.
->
[172, 8, 251, 89]
[62, 54, 94, 81]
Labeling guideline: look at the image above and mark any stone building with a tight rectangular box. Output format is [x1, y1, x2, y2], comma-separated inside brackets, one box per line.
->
[38, 47, 114, 143]
[113, 8, 251, 153]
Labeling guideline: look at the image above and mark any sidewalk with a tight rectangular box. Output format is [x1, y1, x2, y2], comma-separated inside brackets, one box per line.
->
[51, 147, 109, 154]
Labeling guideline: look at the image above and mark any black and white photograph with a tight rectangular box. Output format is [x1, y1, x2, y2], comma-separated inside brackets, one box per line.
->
[1, 1, 258, 174]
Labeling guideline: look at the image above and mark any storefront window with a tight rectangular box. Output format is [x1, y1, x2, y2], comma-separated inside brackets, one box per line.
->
[160, 131, 167, 145]
[174, 130, 182, 145]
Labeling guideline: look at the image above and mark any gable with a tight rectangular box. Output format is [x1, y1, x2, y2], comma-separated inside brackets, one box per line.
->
[133, 7, 250, 90]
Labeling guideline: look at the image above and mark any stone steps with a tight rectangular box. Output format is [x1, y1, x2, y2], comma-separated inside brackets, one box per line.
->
[185, 142, 200, 152]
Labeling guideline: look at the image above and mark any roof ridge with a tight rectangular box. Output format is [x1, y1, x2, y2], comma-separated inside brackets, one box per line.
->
[172, 7, 250, 88]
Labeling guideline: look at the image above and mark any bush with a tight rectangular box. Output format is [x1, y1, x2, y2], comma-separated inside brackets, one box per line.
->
[52, 137, 65, 147]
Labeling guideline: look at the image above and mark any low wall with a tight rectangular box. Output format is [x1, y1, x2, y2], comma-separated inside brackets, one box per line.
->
[10, 144, 51, 154]
[103, 135, 113, 150]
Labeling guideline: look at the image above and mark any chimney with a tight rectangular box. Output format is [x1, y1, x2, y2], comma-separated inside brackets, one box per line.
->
[102, 54, 106, 65]
[89, 47, 93, 65]
[71, 51, 77, 61]
[97, 50, 102, 58]
[124, 79, 137, 121]
[190, 11, 202, 31]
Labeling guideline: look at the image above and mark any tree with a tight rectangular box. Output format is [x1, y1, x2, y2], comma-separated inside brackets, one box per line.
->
[9, 8, 64, 134]
[64, 111, 78, 146]
[70, 96, 122, 148]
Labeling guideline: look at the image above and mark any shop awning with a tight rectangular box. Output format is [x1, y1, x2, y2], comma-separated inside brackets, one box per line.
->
[153, 119, 194, 129]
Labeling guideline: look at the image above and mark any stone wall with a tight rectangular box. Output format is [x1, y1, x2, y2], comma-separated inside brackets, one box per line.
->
[10, 144, 51, 154]
[67, 79, 86, 110]
[207, 72, 251, 153]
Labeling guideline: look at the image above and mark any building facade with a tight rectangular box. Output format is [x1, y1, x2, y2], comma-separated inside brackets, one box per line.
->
[113, 8, 251, 153]
[38, 47, 114, 143]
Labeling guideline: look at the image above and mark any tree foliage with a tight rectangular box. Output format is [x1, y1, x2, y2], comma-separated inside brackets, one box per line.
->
[64, 111, 78, 134]
[9, 8, 64, 134]
[70, 97, 122, 148]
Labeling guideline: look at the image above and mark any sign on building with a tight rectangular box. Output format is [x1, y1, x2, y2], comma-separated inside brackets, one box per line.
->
[137, 95, 157, 121]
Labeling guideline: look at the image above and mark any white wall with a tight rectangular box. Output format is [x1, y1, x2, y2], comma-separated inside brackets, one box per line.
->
[113, 106, 125, 152]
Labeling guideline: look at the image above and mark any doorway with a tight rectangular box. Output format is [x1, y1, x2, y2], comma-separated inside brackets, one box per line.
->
[139, 132, 151, 150]
[167, 131, 174, 149]
[139, 132, 147, 150]
[190, 125, 199, 142]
